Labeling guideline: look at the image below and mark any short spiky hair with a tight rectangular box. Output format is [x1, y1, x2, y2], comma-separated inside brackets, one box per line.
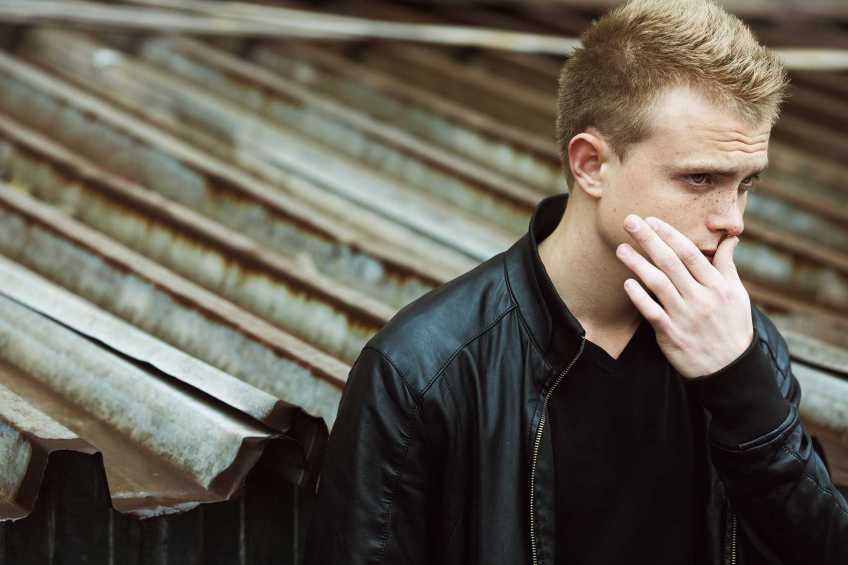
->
[555, 0, 789, 184]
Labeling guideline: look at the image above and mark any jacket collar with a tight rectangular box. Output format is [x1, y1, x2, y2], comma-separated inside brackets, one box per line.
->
[505, 193, 587, 378]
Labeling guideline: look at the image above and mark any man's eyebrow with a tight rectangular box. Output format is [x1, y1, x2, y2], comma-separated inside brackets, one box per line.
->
[666, 161, 769, 177]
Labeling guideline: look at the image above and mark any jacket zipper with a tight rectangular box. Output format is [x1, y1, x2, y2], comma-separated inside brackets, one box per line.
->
[529, 337, 586, 565]
[729, 510, 737, 565]
[723, 497, 738, 565]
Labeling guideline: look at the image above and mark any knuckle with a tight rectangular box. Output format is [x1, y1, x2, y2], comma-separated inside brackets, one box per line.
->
[655, 316, 675, 337]
[680, 249, 700, 264]
[656, 276, 675, 295]
[645, 271, 666, 289]
[646, 309, 665, 325]
[657, 254, 678, 271]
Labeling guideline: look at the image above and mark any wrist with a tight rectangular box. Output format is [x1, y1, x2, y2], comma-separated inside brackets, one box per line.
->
[686, 328, 791, 448]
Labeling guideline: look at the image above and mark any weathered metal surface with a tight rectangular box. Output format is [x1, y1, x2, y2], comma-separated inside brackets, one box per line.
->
[0, 245, 327, 524]
[0, 251, 321, 555]
[0, 255, 305, 434]
[344, 40, 557, 139]
[242, 40, 564, 194]
[0, 261, 325, 520]
[137, 36, 544, 230]
[0, 48, 471, 303]
[0, 293, 271, 514]
[0, 381, 83, 521]
[783, 329, 848, 376]
[0, 440, 314, 564]
[314, 0, 565, 98]
[0, 0, 585, 55]
[17, 28, 516, 261]
[10, 73, 464, 289]
[0, 113, 392, 364]
[737, 219, 848, 313]
[772, 309, 848, 350]
[0, 186, 346, 426]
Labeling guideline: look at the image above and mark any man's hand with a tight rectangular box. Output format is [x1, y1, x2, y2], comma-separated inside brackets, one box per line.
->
[616, 214, 754, 380]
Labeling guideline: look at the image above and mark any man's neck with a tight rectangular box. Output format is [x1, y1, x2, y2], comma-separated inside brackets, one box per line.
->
[538, 194, 642, 341]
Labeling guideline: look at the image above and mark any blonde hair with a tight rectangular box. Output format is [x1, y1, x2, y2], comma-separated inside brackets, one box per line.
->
[555, 0, 789, 183]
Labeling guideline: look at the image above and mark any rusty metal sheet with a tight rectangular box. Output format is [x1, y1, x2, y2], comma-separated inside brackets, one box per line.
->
[17, 29, 516, 261]
[0, 381, 87, 521]
[243, 39, 564, 195]
[0, 114, 392, 364]
[147, 36, 546, 211]
[0, 294, 271, 517]
[0, 47, 476, 292]
[0, 255, 301, 432]
[0, 186, 347, 426]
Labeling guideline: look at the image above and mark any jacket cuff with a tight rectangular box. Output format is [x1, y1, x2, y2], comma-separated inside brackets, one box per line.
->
[686, 328, 791, 448]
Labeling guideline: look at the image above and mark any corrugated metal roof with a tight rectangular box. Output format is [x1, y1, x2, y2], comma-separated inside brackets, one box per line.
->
[0, 1, 846, 561]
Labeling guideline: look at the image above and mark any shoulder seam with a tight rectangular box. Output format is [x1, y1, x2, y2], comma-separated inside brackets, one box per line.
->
[420, 304, 518, 398]
[366, 251, 519, 406]
[362, 345, 424, 413]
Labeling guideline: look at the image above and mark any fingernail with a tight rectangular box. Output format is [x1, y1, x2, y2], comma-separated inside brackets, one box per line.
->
[646, 217, 660, 230]
[624, 215, 639, 231]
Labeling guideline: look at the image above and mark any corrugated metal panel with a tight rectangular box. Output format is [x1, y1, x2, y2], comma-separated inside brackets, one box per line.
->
[0, 114, 392, 365]
[0, 254, 322, 562]
[0, 1, 846, 562]
[15, 29, 516, 261]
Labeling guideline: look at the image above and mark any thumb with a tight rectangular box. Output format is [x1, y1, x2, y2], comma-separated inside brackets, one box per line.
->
[714, 236, 740, 278]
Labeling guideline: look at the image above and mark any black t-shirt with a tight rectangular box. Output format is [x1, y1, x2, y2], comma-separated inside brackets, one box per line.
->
[528, 194, 708, 564]
[549, 320, 707, 564]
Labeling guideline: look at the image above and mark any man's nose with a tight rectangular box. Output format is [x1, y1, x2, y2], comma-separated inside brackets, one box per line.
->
[707, 198, 745, 238]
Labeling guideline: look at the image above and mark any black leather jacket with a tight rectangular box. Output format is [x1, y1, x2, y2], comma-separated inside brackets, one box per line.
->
[304, 195, 848, 564]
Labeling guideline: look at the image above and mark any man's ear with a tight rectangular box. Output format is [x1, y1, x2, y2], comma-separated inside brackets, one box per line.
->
[567, 129, 611, 199]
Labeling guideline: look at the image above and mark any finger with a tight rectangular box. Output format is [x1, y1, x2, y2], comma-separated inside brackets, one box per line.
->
[645, 216, 724, 288]
[713, 236, 741, 281]
[616, 243, 687, 314]
[623, 278, 671, 332]
[624, 215, 701, 299]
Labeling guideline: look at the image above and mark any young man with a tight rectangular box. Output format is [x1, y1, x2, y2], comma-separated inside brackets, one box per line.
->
[304, 1, 848, 563]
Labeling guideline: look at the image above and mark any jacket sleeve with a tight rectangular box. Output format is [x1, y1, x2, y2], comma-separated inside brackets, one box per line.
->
[302, 346, 435, 565]
[687, 314, 848, 564]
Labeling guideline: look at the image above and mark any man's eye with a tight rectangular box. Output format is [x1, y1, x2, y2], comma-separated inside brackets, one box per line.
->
[740, 175, 758, 190]
[687, 174, 711, 186]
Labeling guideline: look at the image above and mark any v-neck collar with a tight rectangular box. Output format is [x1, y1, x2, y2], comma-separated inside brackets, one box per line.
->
[581, 317, 651, 374]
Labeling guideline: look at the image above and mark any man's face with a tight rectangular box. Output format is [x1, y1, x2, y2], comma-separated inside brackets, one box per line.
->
[595, 85, 771, 262]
